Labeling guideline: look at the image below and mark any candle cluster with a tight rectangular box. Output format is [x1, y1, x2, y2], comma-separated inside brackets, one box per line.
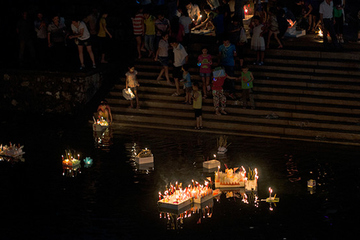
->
[158, 180, 213, 205]
[94, 117, 109, 127]
[62, 150, 81, 167]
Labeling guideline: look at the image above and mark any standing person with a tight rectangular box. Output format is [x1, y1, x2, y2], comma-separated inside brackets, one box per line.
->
[17, 11, 36, 67]
[169, 37, 188, 97]
[34, 12, 48, 64]
[143, 10, 156, 58]
[154, 33, 172, 85]
[132, 7, 145, 59]
[192, 82, 203, 130]
[178, 8, 192, 47]
[83, 7, 99, 39]
[155, 13, 171, 52]
[319, 0, 341, 49]
[218, 36, 237, 99]
[333, 0, 345, 43]
[240, 65, 255, 109]
[125, 65, 140, 109]
[251, 15, 266, 65]
[47, 14, 67, 67]
[213, 6, 226, 43]
[197, 47, 212, 98]
[69, 18, 96, 70]
[181, 64, 193, 104]
[266, 7, 283, 49]
[97, 12, 112, 64]
[212, 67, 238, 115]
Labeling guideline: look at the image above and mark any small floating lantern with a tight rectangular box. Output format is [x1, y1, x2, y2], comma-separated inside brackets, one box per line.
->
[263, 187, 280, 203]
[135, 148, 154, 164]
[0, 143, 25, 158]
[92, 116, 109, 132]
[245, 168, 259, 191]
[62, 150, 81, 177]
[203, 154, 220, 169]
[217, 135, 231, 154]
[83, 157, 93, 168]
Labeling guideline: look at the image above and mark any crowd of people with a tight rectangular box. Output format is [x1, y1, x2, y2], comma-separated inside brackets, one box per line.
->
[16, 7, 112, 69]
[125, 0, 358, 129]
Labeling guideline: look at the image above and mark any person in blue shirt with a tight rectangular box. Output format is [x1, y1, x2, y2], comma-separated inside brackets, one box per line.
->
[218, 36, 237, 99]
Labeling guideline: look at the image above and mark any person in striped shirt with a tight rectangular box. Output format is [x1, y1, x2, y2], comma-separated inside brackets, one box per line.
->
[132, 7, 146, 59]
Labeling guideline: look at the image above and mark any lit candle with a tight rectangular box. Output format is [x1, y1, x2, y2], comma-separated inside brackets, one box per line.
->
[78, 154, 80, 160]
[269, 187, 273, 198]
[61, 155, 64, 160]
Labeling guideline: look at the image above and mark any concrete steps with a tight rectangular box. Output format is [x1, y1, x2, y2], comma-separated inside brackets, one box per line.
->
[106, 39, 360, 145]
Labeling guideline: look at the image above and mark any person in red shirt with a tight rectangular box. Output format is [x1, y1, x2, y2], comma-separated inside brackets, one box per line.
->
[212, 67, 239, 115]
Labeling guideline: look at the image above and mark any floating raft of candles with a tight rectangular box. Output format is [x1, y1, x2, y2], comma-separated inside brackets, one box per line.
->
[158, 181, 216, 210]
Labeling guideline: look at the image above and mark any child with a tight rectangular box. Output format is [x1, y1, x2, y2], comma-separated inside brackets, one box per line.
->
[240, 65, 255, 109]
[197, 47, 212, 98]
[251, 15, 265, 65]
[212, 67, 238, 115]
[266, 7, 283, 49]
[125, 65, 140, 109]
[97, 100, 112, 123]
[192, 82, 203, 130]
[181, 64, 192, 104]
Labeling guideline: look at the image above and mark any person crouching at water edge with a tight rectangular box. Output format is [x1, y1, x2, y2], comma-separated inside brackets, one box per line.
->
[97, 100, 113, 123]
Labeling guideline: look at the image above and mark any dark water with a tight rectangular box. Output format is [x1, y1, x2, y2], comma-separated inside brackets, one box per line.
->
[1, 114, 359, 240]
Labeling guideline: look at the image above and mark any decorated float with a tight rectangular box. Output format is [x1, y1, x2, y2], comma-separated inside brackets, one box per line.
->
[92, 116, 109, 132]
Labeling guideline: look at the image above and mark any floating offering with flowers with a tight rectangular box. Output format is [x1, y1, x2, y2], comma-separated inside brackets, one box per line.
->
[62, 150, 81, 168]
[83, 157, 93, 168]
[0, 143, 24, 158]
[92, 116, 109, 131]
[215, 166, 247, 188]
[135, 148, 153, 164]
[245, 168, 259, 191]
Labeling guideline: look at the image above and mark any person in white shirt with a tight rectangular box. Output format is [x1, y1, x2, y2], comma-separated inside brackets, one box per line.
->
[169, 37, 188, 96]
[319, 0, 341, 48]
[69, 19, 97, 69]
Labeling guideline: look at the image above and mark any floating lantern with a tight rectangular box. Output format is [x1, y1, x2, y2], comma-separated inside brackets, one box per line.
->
[62, 150, 81, 177]
[135, 148, 154, 164]
[0, 143, 25, 158]
[215, 167, 247, 188]
[92, 116, 109, 131]
[245, 168, 258, 191]
[83, 157, 93, 168]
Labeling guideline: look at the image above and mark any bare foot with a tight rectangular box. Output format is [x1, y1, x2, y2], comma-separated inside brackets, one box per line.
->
[220, 110, 227, 115]
[215, 111, 221, 116]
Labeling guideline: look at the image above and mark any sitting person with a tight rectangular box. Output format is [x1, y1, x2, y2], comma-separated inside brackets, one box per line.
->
[97, 100, 112, 123]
